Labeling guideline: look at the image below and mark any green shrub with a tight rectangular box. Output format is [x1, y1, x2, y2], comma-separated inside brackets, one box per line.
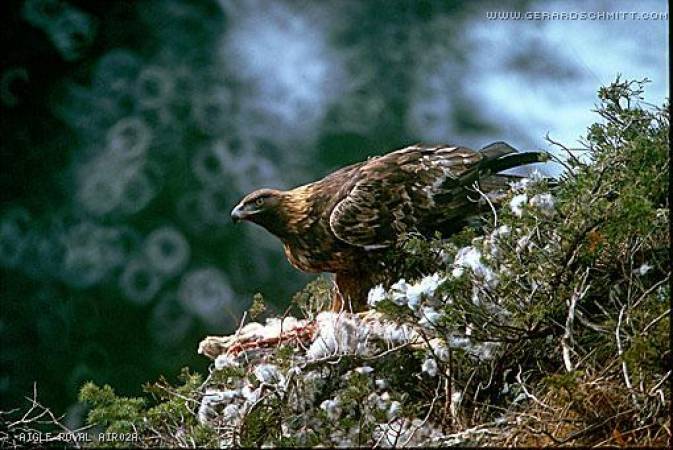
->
[5, 79, 666, 448]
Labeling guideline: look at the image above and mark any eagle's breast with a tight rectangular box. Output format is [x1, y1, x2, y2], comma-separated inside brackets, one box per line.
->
[283, 239, 356, 273]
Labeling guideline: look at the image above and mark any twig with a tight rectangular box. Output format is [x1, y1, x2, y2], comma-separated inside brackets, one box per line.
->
[372, 416, 404, 448]
[648, 370, 670, 396]
[631, 274, 669, 310]
[561, 300, 577, 372]
[470, 181, 498, 228]
[616, 306, 639, 409]
[575, 309, 608, 333]
[545, 133, 585, 168]
[642, 309, 670, 334]
[561, 270, 591, 372]
[2, 384, 93, 449]
[401, 379, 442, 446]
[515, 366, 555, 411]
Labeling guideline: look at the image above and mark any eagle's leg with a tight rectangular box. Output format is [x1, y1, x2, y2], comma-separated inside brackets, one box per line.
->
[332, 272, 372, 313]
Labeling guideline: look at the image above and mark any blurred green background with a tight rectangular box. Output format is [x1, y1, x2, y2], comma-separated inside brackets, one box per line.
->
[0, 0, 667, 425]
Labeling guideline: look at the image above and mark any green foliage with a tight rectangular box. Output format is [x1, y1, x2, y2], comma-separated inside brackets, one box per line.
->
[249, 292, 267, 320]
[240, 397, 282, 448]
[542, 370, 585, 392]
[79, 369, 219, 448]
[69, 79, 669, 447]
[347, 78, 670, 445]
[79, 383, 146, 437]
[291, 275, 333, 319]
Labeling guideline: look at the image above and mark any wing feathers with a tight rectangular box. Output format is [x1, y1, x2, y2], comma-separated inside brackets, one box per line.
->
[327, 143, 542, 248]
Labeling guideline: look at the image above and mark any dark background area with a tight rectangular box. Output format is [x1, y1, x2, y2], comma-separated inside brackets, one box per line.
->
[0, 0, 666, 426]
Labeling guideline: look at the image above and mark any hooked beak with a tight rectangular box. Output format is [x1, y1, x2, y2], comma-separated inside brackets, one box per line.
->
[231, 204, 245, 223]
[231, 203, 260, 223]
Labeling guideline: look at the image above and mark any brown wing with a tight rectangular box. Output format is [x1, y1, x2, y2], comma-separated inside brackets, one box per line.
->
[328, 144, 484, 248]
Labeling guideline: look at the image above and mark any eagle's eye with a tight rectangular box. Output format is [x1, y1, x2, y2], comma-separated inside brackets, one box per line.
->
[254, 197, 265, 207]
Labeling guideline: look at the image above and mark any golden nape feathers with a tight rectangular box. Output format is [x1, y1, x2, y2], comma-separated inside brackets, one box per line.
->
[232, 142, 547, 312]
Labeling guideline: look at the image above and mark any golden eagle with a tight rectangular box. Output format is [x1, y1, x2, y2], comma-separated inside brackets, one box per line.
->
[231, 142, 547, 311]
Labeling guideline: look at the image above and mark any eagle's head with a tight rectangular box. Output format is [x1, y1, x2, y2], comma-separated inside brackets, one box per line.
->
[232, 186, 314, 239]
[231, 188, 284, 223]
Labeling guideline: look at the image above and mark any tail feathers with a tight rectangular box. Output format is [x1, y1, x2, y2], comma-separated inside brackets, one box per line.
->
[449, 143, 551, 192]
[481, 150, 549, 175]
[480, 141, 518, 159]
